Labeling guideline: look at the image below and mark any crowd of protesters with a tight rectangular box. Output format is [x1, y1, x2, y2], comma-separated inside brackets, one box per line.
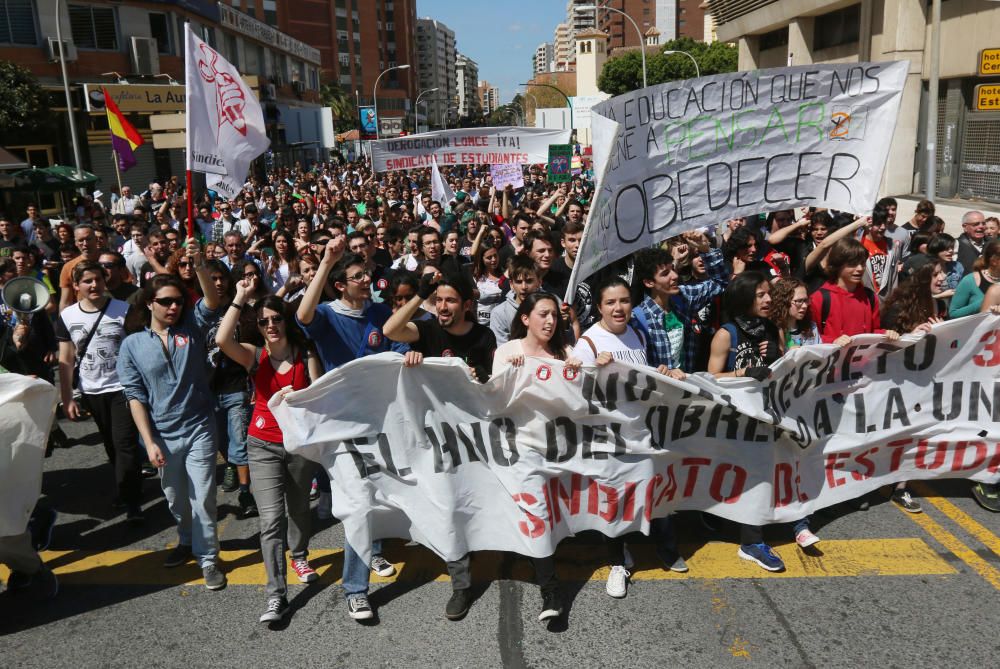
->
[1, 155, 999, 624]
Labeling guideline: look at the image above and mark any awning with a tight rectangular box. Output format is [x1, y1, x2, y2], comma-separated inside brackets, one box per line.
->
[0, 148, 29, 171]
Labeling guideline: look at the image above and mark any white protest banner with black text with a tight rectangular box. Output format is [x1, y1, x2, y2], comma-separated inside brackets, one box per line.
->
[568, 61, 909, 301]
[272, 313, 1000, 563]
[490, 163, 525, 190]
[372, 127, 571, 172]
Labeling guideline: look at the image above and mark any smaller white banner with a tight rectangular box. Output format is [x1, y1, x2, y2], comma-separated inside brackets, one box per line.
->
[372, 127, 570, 172]
[490, 163, 525, 190]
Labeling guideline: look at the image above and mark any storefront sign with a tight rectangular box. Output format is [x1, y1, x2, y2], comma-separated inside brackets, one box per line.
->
[975, 84, 1000, 110]
[979, 49, 1000, 76]
[83, 84, 186, 113]
[218, 3, 321, 65]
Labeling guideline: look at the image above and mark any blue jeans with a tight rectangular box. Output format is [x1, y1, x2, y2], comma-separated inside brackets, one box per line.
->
[215, 391, 249, 466]
[342, 539, 381, 597]
[160, 423, 219, 567]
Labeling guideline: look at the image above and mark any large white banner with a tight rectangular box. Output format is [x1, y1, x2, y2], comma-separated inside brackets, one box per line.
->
[372, 127, 571, 172]
[272, 314, 1000, 562]
[567, 61, 909, 301]
[0, 375, 57, 536]
[185, 24, 270, 199]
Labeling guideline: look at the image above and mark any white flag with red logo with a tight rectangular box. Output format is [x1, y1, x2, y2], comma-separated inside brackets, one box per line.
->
[185, 24, 269, 198]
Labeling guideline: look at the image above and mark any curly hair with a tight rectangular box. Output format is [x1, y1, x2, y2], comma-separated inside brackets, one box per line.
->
[881, 262, 942, 333]
[769, 278, 813, 331]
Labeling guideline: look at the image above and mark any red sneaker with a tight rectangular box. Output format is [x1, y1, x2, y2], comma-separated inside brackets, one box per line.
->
[291, 558, 318, 583]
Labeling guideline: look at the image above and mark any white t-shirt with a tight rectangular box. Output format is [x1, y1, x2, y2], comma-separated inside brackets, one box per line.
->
[476, 275, 505, 326]
[573, 322, 648, 367]
[55, 299, 130, 394]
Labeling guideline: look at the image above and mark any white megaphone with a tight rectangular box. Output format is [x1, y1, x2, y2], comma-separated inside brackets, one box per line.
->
[2, 276, 50, 323]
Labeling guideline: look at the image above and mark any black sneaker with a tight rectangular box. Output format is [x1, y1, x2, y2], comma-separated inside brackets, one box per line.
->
[346, 594, 374, 620]
[259, 597, 289, 623]
[892, 488, 922, 513]
[538, 589, 563, 622]
[29, 507, 57, 552]
[221, 464, 239, 492]
[238, 490, 259, 518]
[126, 505, 144, 526]
[445, 589, 472, 620]
[163, 544, 193, 568]
[203, 563, 227, 591]
[5, 565, 58, 599]
[972, 483, 1000, 512]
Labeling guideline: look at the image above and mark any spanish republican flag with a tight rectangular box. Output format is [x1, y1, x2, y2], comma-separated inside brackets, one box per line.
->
[103, 87, 144, 171]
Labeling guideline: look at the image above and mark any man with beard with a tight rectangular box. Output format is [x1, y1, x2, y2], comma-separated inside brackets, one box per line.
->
[383, 270, 496, 621]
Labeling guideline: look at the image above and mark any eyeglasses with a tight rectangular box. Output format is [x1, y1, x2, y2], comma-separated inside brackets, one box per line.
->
[346, 270, 371, 283]
[257, 315, 284, 326]
[152, 297, 184, 307]
[791, 298, 809, 306]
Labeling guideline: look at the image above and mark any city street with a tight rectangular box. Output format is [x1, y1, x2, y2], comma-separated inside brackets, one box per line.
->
[3, 414, 999, 668]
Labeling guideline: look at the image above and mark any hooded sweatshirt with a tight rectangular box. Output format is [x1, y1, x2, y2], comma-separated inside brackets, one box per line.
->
[810, 281, 882, 343]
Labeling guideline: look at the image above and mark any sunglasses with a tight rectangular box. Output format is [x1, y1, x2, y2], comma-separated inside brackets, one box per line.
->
[257, 315, 284, 326]
[346, 270, 371, 283]
[177, 261, 193, 268]
[99, 261, 121, 269]
[152, 297, 184, 307]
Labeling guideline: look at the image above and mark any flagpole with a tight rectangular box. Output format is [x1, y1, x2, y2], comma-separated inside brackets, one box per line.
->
[111, 148, 123, 195]
[184, 23, 194, 240]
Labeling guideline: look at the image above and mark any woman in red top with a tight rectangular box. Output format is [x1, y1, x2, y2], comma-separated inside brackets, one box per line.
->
[216, 279, 323, 624]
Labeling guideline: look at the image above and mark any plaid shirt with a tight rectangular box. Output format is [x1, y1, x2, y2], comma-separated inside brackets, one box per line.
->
[634, 248, 728, 372]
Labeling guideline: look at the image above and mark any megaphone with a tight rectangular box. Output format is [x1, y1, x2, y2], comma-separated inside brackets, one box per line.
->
[2, 276, 50, 320]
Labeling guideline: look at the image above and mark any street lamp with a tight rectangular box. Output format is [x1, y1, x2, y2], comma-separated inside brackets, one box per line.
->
[578, 4, 646, 89]
[373, 64, 410, 140]
[520, 82, 573, 130]
[523, 91, 539, 125]
[414, 87, 439, 134]
[662, 50, 701, 79]
[55, 0, 84, 183]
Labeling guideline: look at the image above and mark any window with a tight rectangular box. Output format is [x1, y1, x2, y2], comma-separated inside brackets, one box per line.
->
[0, 0, 37, 45]
[148, 12, 171, 54]
[813, 3, 860, 50]
[69, 4, 118, 50]
[759, 26, 788, 51]
[339, 53, 350, 67]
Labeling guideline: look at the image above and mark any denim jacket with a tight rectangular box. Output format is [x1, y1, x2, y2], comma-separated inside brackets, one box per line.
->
[117, 299, 219, 441]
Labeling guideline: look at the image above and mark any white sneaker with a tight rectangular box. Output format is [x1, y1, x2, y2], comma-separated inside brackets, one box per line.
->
[605, 565, 630, 598]
[370, 555, 396, 577]
[317, 492, 332, 520]
[795, 528, 820, 548]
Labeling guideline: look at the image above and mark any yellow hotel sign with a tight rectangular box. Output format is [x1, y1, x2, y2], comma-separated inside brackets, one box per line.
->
[975, 84, 1000, 111]
[980, 49, 1000, 76]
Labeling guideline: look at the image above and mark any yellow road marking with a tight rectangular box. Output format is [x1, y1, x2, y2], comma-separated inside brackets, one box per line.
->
[912, 482, 1000, 559]
[0, 539, 955, 586]
[891, 500, 1000, 592]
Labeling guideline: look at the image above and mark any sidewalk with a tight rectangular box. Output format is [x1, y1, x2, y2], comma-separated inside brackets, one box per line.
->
[893, 194, 1000, 235]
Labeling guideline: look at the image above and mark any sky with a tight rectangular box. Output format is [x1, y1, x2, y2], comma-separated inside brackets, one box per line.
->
[416, 0, 566, 104]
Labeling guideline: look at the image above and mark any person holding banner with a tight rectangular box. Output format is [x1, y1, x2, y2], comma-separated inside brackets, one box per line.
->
[571, 275, 688, 596]
[116, 240, 227, 590]
[383, 270, 497, 619]
[214, 279, 323, 624]
[491, 292, 583, 621]
[294, 239, 403, 622]
[707, 271, 787, 571]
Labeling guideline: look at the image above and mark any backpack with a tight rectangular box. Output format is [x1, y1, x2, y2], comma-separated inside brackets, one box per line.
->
[817, 286, 876, 326]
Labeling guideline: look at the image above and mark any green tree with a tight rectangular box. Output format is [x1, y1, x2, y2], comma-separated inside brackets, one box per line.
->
[320, 82, 357, 133]
[597, 37, 738, 96]
[0, 62, 54, 146]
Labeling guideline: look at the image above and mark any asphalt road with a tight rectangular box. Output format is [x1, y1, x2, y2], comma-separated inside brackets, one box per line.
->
[3, 413, 1000, 668]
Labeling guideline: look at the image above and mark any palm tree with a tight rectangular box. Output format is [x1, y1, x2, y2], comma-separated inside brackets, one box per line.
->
[320, 82, 356, 133]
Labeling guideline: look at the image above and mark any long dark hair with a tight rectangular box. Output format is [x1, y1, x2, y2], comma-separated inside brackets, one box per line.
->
[255, 294, 308, 351]
[882, 262, 942, 333]
[472, 238, 501, 280]
[722, 270, 770, 320]
[509, 292, 569, 361]
[124, 274, 187, 333]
